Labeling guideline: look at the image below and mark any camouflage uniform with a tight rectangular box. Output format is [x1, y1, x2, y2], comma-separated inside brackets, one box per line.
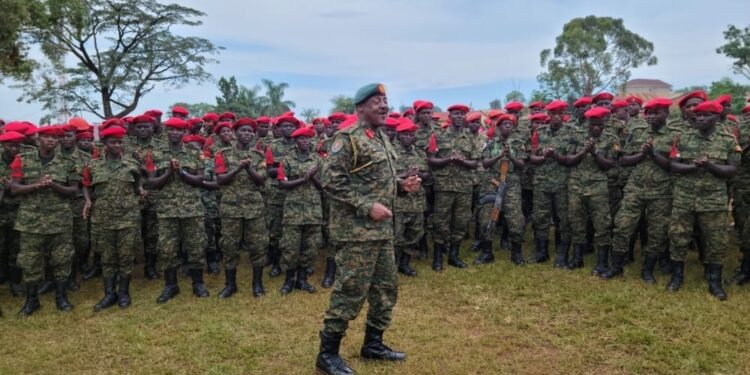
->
[267, 139, 296, 267]
[200, 152, 221, 269]
[322, 122, 398, 336]
[532, 125, 573, 243]
[88, 157, 141, 278]
[735, 120, 750, 255]
[15, 151, 78, 283]
[393, 144, 427, 258]
[606, 118, 629, 218]
[129, 137, 166, 267]
[280, 151, 323, 271]
[60, 148, 91, 275]
[0, 155, 21, 281]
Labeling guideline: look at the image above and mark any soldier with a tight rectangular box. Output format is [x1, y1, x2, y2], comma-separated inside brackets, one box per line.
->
[214, 118, 267, 298]
[382, 117, 399, 141]
[528, 100, 573, 267]
[187, 118, 204, 135]
[667, 101, 738, 300]
[572, 97, 593, 128]
[528, 101, 545, 115]
[171, 105, 189, 120]
[733, 105, 750, 284]
[320, 114, 344, 288]
[82, 126, 143, 311]
[602, 98, 679, 282]
[403, 108, 415, 121]
[626, 96, 644, 120]
[144, 109, 164, 140]
[147, 117, 209, 303]
[256, 116, 273, 145]
[393, 118, 430, 276]
[561, 107, 619, 274]
[213, 121, 235, 148]
[316, 83, 416, 375]
[475, 115, 527, 265]
[0, 130, 25, 297]
[202, 112, 219, 136]
[277, 126, 323, 294]
[10, 125, 80, 316]
[413, 100, 438, 260]
[427, 104, 480, 271]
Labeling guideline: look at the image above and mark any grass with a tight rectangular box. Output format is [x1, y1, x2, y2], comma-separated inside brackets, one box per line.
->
[1, 231, 750, 375]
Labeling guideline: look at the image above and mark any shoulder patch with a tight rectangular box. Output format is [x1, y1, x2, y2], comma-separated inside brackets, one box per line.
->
[331, 139, 344, 154]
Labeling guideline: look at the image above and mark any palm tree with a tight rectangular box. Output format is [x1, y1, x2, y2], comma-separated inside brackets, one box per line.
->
[260, 79, 296, 116]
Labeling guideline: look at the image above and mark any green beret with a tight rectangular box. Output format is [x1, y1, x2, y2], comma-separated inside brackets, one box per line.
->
[353, 83, 387, 105]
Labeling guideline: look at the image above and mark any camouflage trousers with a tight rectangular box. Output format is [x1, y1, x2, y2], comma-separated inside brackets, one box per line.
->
[533, 189, 570, 242]
[204, 217, 221, 253]
[0, 222, 20, 268]
[267, 203, 284, 246]
[612, 191, 671, 257]
[157, 217, 206, 271]
[280, 224, 321, 272]
[734, 188, 750, 251]
[394, 211, 423, 258]
[221, 217, 268, 270]
[323, 239, 398, 336]
[92, 225, 136, 278]
[18, 231, 73, 283]
[433, 191, 472, 245]
[71, 198, 90, 260]
[608, 182, 625, 219]
[669, 208, 728, 265]
[477, 183, 524, 244]
[569, 191, 611, 247]
[141, 207, 158, 256]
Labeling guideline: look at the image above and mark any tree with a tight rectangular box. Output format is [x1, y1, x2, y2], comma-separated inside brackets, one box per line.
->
[17, 0, 221, 119]
[0, 0, 46, 82]
[489, 98, 502, 109]
[708, 77, 750, 114]
[538, 16, 657, 97]
[259, 79, 295, 116]
[505, 90, 525, 103]
[330, 95, 355, 114]
[214, 76, 264, 118]
[398, 105, 411, 113]
[530, 89, 553, 104]
[299, 107, 320, 123]
[172, 102, 215, 118]
[716, 24, 750, 81]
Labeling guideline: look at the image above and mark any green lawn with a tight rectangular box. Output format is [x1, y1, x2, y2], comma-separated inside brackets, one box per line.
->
[1, 238, 749, 375]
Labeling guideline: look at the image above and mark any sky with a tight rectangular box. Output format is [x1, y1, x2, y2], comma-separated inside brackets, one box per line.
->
[1, 0, 749, 122]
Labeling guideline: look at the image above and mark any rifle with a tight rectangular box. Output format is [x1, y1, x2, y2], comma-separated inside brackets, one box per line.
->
[484, 158, 509, 237]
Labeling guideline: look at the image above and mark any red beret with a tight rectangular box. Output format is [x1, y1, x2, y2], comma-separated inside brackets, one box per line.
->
[715, 94, 732, 105]
[275, 114, 301, 127]
[529, 101, 544, 109]
[101, 118, 126, 130]
[385, 118, 400, 128]
[447, 104, 469, 113]
[742, 104, 750, 114]
[678, 90, 708, 108]
[692, 101, 723, 114]
[187, 118, 204, 126]
[413, 100, 434, 112]
[99, 127, 126, 139]
[504, 102, 524, 112]
[727, 114, 739, 123]
[172, 105, 189, 116]
[214, 121, 233, 134]
[0, 131, 26, 143]
[466, 112, 482, 123]
[626, 96, 643, 105]
[182, 134, 205, 145]
[611, 100, 630, 110]
[396, 118, 418, 132]
[291, 126, 316, 138]
[144, 109, 162, 118]
[584, 107, 611, 119]
[163, 117, 190, 130]
[573, 97, 593, 108]
[403, 108, 415, 117]
[218, 112, 236, 121]
[498, 114, 517, 125]
[388, 112, 402, 119]
[123, 116, 134, 124]
[76, 131, 94, 140]
[328, 112, 347, 122]
[529, 113, 550, 123]
[256, 116, 271, 124]
[592, 92, 614, 103]
[3, 122, 33, 135]
[133, 115, 155, 124]
[202, 112, 219, 122]
[544, 100, 568, 112]
[67, 117, 90, 131]
[233, 117, 257, 130]
[487, 109, 504, 119]
[60, 124, 78, 133]
[643, 97, 673, 111]
[34, 125, 65, 137]
[311, 117, 325, 125]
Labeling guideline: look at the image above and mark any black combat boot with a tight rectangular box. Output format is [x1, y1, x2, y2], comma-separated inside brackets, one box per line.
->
[469, 240, 482, 252]
[9, 266, 23, 296]
[706, 264, 728, 301]
[144, 253, 159, 280]
[38, 279, 54, 294]
[280, 269, 296, 295]
[206, 251, 220, 275]
[118, 274, 131, 308]
[666, 261, 685, 292]
[591, 246, 610, 277]
[601, 251, 625, 279]
[360, 325, 406, 361]
[190, 269, 209, 297]
[432, 243, 444, 271]
[18, 283, 40, 317]
[531, 239, 549, 263]
[658, 250, 672, 274]
[641, 256, 658, 284]
[296, 266, 316, 293]
[156, 268, 180, 304]
[218, 268, 237, 299]
[500, 225, 510, 250]
[473, 241, 495, 265]
[447, 243, 467, 268]
[83, 253, 102, 280]
[94, 277, 118, 312]
[510, 241, 526, 265]
[732, 252, 750, 285]
[568, 244, 585, 269]
[269, 245, 281, 277]
[418, 236, 428, 259]
[54, 280, 73, 312]
[554, 241, 570, 269]
[398, 253, 417, 276]
[321, 257, 336, 288]
[252, 265, 265, 297]
[68, 263, 80, 292]
[316, 331, 355, 375]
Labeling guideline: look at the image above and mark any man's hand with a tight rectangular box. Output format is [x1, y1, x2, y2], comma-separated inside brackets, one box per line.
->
[369, 202, 393, 222]
[401, 175, 421, 193]
[37, 175, 53, 188]
[170, 159, 180, 170]
[82, 200, 92, 220]
[305, 166, 320, 180]
[694, 155, 709, 168]
[641, 142, 654, 155]
[543, 146, 555, 158]
[585, 139, 596, 153]
[239, 158, 251, 169]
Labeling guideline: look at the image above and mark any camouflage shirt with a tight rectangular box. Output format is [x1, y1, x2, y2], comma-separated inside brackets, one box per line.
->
[532, 125, 574, 192]
[394, 144, 427, 213]
[0, 154, 20, 224]
[481, 136, 526, 192]
[566, 130, 620, 196]
[88, 157, 141, 229]
[151, 146, 204, 219]
[430, 127, 481, 193]
[267, 139, 296, 205]
[281, 151, 323, 225]
[621, 123, 680, 198]
[322, 122, 398, 242]
[735, 121, 750, 188]
[216, 146, 266, 219]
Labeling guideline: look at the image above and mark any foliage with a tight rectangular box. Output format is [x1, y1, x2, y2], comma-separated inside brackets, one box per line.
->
[299, 107, 320, 123]
[489, 98, 502, 109]
[716, 24, 750, 81]
[329, 95, 355, 114]
[172, 102, 215, 118]
[0, 0, 48, 82]
[214, 76, 265, 118]
[538, 16, 657, 97]
[259, 79, 295, 116]
[529, 89, 553, 104]
[708, 77, 750, 114]
[505, 90, 525, 104]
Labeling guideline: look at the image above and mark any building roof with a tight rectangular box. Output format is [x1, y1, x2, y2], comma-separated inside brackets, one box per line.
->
[625, 79, 672, 88]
